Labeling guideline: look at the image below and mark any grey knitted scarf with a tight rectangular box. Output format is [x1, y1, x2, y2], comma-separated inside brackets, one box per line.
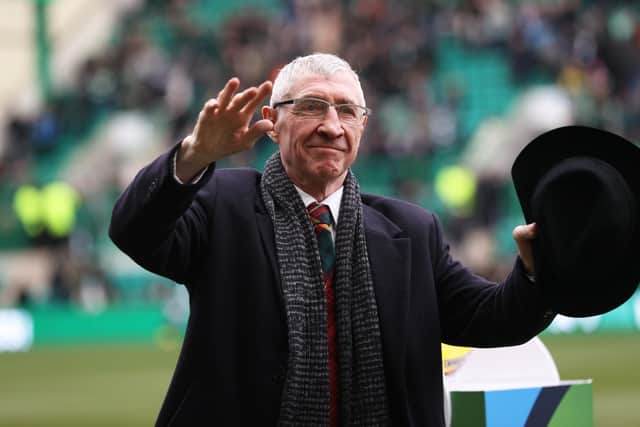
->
[260, 153, 389, 426]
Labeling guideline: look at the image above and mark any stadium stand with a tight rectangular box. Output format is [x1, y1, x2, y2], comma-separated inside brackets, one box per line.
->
[1, 0, 639, 309]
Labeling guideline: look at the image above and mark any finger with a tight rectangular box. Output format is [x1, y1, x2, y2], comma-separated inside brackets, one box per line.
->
[243, 119, 274, 145]
[197, 100, 219, 126]
[513, 223, 537, 241]
[204, 98, 218, 109]
[229, 87, 258, 111]
[513, 223, 538, 272]
[217, 78, 240, 109]
[240, 81, 273, 115]
[202, 98, 219, 115]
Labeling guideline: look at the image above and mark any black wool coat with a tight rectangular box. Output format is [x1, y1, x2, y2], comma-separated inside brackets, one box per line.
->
[109, 146, 553, 427]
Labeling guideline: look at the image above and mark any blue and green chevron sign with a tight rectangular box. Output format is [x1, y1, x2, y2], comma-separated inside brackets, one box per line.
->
[450, 381, 592, 427]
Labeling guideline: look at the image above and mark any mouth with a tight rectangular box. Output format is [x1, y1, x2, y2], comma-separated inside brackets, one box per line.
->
[307, 144, 346, 152]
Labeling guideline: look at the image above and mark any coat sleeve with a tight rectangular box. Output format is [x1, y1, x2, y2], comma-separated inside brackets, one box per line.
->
[429, 212, 555, 347]
[108, 144, 216, 285]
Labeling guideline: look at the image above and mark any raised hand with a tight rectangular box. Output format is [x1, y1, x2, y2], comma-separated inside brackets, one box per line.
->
[176, 78, 273, 182]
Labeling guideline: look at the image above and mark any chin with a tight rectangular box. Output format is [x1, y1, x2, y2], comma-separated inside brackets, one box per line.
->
[314, 163, 343, 179]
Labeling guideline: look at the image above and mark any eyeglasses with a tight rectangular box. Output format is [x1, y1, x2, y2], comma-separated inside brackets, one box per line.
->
[272, 97, 371, 125]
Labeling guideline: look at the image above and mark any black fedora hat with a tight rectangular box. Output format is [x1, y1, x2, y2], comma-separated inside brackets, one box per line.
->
[511, 125, 640, 317]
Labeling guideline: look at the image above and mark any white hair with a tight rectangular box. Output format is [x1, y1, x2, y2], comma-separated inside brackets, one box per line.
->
[270, 53, 366, 107]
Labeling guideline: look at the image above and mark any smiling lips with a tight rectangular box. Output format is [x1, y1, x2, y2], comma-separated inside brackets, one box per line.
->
[307, 143, 347, 152]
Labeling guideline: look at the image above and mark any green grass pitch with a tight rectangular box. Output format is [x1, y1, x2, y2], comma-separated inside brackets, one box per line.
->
[0, 333, 638, 426]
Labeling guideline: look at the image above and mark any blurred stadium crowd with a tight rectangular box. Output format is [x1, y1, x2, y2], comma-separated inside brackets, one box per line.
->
[0, 0, 639, 311]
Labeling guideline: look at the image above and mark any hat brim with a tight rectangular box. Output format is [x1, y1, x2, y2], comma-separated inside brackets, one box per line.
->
[512, 125, 640, 224]
[511, 125, 640, 317]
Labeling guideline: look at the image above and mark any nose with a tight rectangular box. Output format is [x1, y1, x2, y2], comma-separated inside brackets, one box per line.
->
[317, 106, 344, 139]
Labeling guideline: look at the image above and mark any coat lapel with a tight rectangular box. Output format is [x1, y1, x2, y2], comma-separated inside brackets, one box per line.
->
[255, 199, 284, 318]
[363, 205, 411, 410]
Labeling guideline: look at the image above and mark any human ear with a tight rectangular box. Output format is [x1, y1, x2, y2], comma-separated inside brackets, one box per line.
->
[262, 106, 279, 142]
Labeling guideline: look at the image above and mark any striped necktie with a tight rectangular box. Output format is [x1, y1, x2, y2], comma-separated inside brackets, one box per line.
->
[307, 201, 339, 427]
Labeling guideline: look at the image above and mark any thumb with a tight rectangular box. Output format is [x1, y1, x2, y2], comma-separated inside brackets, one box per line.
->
[513, 223, 537, 242]
[245, 119, 274, 144]
[513, 223, 537, 274]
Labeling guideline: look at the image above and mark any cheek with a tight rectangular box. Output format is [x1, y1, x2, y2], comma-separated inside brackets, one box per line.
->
[280, 128, 311, 164]
[347, 133, 362, 158]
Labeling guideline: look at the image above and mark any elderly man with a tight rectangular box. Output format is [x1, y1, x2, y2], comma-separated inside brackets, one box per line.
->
[110, 53, 550, 427]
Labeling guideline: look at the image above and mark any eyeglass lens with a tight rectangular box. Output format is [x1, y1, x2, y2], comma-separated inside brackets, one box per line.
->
[292, 99, 364, 123]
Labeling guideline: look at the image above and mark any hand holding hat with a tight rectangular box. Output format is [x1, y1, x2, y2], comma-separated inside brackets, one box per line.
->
[513, 222, 537, 275]
[511, 125, 640, 317]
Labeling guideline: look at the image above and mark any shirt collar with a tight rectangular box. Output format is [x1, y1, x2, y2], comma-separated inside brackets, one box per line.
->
[295, 185, 343, 225]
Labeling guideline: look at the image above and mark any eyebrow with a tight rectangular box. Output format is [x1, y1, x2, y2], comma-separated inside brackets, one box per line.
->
[299, 93, 358, 105]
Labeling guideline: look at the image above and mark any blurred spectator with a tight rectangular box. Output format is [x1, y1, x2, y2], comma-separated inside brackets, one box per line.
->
[462, 85, 574, 230]
[2, 0, 640, 309]
[13, 181, 80, 247]
[30, 104, 61, 153]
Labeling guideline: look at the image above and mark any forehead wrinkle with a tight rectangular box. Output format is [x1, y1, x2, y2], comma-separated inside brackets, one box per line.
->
[296, 91, 358, 105]
[286, 72, 364, 106]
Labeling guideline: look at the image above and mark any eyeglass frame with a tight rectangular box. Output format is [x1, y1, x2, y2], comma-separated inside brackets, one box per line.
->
[272, 97, 372, 124]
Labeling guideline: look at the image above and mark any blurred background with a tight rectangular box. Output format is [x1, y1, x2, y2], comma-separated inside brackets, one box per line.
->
[0, 0, 638, 425]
